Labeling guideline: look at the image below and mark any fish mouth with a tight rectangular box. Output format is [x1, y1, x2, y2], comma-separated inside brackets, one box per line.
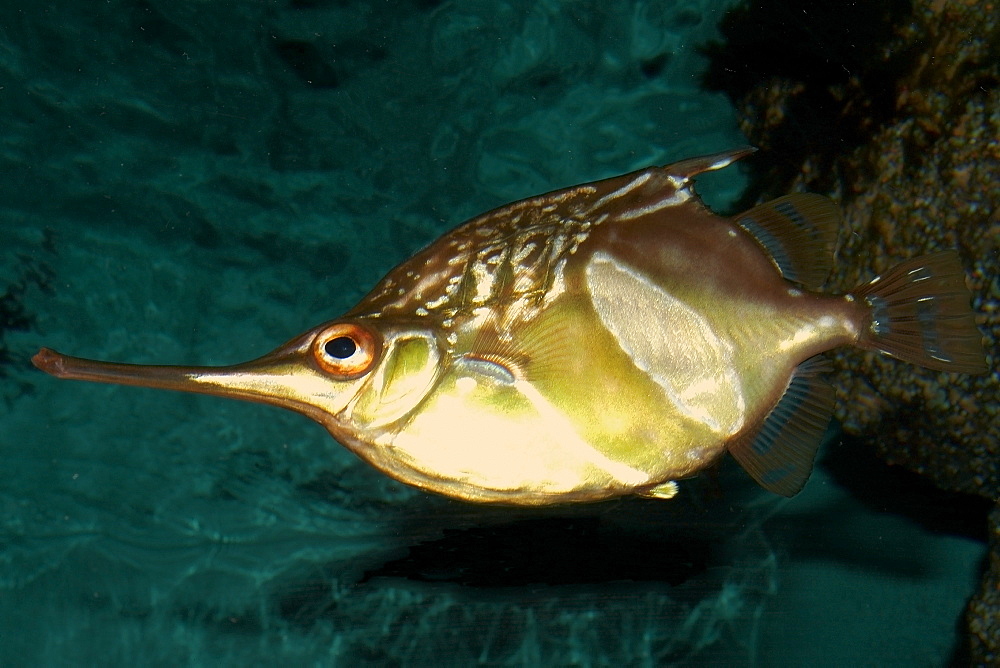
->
[33, 347, 214, 388]
[34, 346, 216, 388]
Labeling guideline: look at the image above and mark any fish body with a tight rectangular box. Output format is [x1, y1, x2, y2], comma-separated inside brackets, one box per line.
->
[33, 148, 987, 504]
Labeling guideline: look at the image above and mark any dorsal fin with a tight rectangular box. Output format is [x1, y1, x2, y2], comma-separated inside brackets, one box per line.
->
[734, 194, 840, 289]
[728, 356, 835, 497]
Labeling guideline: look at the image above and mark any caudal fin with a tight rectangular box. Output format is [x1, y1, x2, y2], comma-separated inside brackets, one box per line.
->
[853, 251, 987, 374]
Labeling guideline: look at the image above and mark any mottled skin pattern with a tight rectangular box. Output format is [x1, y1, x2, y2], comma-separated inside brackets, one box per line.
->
[302, 149, 864, 503]
[32, 148, 887, 505]
[33, 142, 985, 512]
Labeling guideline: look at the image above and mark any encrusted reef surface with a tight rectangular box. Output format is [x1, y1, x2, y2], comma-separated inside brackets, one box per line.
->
[705, 0, 1000, 661]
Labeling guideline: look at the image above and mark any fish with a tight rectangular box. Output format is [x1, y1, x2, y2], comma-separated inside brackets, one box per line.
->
[32, 147, 987, 505]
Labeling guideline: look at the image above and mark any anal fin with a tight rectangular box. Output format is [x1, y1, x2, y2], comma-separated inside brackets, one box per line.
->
[729, 356, 835, 497]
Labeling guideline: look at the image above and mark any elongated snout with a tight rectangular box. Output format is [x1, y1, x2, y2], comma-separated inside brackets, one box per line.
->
[30, 335, 357, 427]
[33, 347, 239, 392]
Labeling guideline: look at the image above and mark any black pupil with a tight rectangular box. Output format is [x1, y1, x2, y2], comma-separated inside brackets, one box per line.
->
[325, 336, 357, 360]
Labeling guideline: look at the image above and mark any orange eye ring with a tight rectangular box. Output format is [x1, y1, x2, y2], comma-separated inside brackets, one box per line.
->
[312, 322, 381, 378]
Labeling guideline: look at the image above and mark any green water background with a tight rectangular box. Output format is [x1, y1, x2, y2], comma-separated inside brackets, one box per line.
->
[0, 1, 985, 665]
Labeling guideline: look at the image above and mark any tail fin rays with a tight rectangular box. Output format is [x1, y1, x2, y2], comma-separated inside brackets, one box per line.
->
[853, 251, 987, 374]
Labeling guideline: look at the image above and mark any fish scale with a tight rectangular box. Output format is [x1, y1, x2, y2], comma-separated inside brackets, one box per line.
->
[32, 147, 988, 505]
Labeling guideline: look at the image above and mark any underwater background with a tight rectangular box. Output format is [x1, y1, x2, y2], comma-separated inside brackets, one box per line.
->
[1, 0, 997, 665]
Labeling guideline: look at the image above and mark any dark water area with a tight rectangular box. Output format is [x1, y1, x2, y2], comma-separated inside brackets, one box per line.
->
[0, 1, 991, 665]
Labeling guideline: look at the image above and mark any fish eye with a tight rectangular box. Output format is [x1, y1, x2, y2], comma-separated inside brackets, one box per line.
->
[312, 322, 380, 377]
[325, 336, 356, 359]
